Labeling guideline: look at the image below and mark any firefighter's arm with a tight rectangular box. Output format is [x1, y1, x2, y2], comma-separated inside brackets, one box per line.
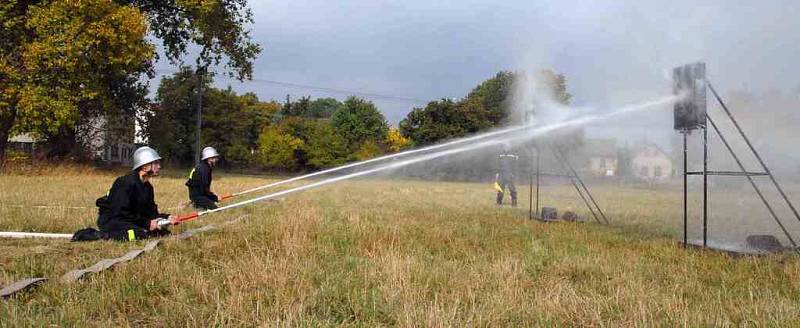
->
[150, 214, 178, 230]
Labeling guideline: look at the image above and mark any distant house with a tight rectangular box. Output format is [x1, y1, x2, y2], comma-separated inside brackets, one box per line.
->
[8, 134, 36, 153]
[584, 139, 618, 177]
[80, 116, 136, 166]
[7, 114, 134, 165]
[100, 142, 136, 166]
[632, 144, 674, 181]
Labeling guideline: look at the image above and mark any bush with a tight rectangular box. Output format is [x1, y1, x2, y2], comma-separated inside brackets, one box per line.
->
[256, 125, 304, 170]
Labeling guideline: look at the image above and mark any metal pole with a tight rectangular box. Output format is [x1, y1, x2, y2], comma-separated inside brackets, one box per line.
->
[195, 69, 203, 164]
[703, 123, 708, 247]
[569, 175, 601, 223]
[535, 146, 540, 218]
[554, 146, 609, 224]
[529, 172, 533, 220]
[708, 81, 800, 225]
[706, 115, 798, 249]
[528, 150, 533, 220]
[683, 131, 688, 248]
[527, 113, 533, 220]
[550, 145, 608, 223]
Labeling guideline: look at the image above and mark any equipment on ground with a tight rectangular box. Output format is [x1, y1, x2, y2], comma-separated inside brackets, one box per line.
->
[541, 207, 558, 221]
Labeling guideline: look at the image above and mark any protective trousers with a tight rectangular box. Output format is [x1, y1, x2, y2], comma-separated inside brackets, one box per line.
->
[496, 175, 517, 206]
[190, 194, 218, 210]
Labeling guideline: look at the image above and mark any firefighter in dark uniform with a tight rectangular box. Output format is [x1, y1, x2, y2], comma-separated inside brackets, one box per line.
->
[95, 146, 176, 241]
[186, 146, 222, 210]
[496, 142, 519, 206]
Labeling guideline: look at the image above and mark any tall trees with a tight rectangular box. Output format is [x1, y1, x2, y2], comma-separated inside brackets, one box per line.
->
[1, 0, 154, 161]
[331, 97, 389, 152]
[400, 70, 572, 146]
[143, 68, 277, 167]
[0, 0, 261, 164]
[399, 98, 492, 146]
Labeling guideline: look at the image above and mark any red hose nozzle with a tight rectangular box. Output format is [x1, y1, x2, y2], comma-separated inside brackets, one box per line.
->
[175, 212, 199, 224]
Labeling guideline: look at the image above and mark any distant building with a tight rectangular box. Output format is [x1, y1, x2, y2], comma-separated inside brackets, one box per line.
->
[7, 113, 134, 165]
[8, 134, 36, 153]
[80, 116, 136, 166]
[584, 139, 618, 177]
[632, 144, 674, 181]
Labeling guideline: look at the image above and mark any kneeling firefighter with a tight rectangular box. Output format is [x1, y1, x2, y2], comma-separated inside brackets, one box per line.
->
[74, 146, 178, 241]
[186, 146, 222, 210]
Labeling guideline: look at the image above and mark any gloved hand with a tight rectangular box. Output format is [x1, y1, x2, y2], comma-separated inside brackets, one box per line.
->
[150, 215, 177, 230]
[156, 218, 172, 229]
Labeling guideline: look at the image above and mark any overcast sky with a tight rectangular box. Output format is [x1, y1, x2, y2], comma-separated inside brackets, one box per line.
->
[150, 0, 800, 145]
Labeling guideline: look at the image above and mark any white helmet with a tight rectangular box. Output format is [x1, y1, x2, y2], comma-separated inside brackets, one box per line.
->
[201, 146, 220, 161]
[132, 146, 162, 170]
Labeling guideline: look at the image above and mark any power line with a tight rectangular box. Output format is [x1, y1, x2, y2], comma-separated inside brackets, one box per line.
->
[152, 69, 430, 104]
[246, 78, 429, 103]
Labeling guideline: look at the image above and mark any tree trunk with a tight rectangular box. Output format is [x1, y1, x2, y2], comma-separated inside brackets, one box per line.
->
[0, 107, 17, 168]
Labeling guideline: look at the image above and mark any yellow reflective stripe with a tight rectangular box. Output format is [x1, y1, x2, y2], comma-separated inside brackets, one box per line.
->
[187, 168, 196, 180]
[106, 190, 110, 197]
[494, 182, 503, 192]
[127, 229, 136, 241]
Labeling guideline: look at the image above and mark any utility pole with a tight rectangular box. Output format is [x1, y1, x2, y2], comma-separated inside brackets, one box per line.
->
[195, 68, 204, 164]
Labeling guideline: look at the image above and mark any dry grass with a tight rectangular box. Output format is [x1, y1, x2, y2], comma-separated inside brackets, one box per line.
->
[1, 169, 799, 326]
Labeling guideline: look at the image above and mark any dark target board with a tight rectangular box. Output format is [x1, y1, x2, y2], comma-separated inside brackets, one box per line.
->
[673, 62, 707, 131]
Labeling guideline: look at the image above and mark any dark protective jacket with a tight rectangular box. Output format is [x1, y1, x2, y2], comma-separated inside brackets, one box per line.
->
[186, 160, 218, 204]
[96, 171, 166, 236]
[497, 153, 519, 178]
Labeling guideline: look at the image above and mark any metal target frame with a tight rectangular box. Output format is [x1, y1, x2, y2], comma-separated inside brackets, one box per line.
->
[522, 116, 609, 224]
[675, 62, 800, 252]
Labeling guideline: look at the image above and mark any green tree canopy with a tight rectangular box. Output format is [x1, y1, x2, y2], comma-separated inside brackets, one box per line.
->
[400, 70, 571, 146]
[143, 67, 276, 167]
[1, 0, 155, 160]
[399, 98, 492, 146]
[0, 0, 261, 164]
[297, 120, 348, 169]
[463, 71, 516, 125]
[142, 67, 208, 165]
[330, 96, 389, 151]
[307, 98, 341, 119]
[256, 124, 303, 171]
[280, 96, 342, 119]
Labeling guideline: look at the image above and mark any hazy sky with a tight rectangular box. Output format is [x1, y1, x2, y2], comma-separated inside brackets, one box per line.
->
[150, 0, 800, 143]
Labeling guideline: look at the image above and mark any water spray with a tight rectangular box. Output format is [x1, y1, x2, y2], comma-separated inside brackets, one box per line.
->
[0, 94, 680, 239]
[173, 94, 680, 224]
[213, 125, 529, 201]
[212, 93, 681, 205]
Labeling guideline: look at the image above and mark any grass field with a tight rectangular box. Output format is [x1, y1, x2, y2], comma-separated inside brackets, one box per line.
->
[1, 167, 800, 326]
